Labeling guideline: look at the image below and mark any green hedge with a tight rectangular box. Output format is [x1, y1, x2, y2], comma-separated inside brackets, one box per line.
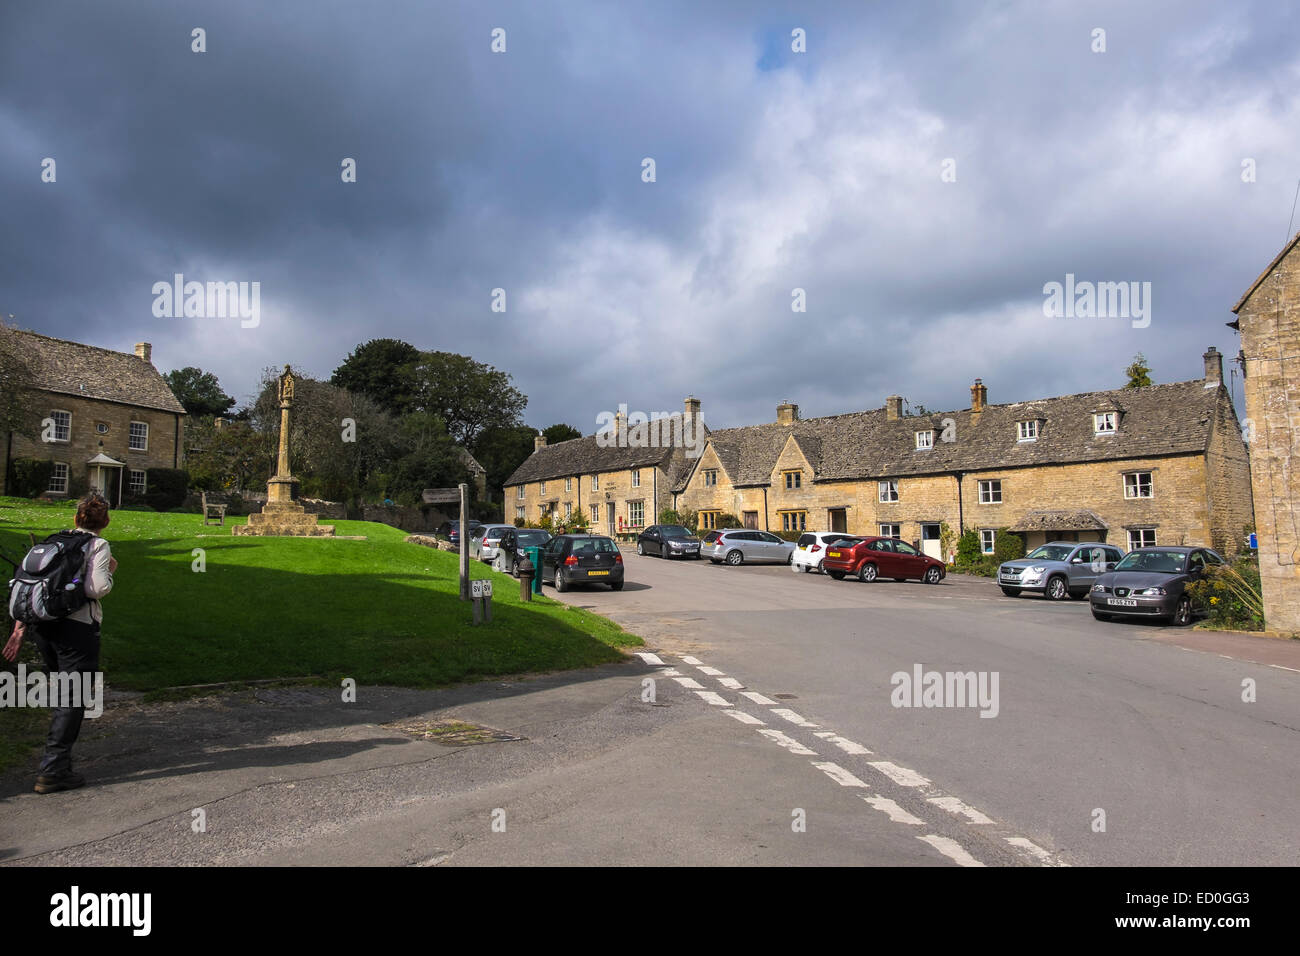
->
[144, 468, 189, 511]
[6, 458, 54, 498]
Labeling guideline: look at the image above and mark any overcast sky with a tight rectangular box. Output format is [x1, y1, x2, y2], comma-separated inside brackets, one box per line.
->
[3, 0, 1298, 433]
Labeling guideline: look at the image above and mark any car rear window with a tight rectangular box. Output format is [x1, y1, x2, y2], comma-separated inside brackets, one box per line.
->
[702, 531, 721, 543]
[570, 537, 619, 554]
[797, 534, 817, 547]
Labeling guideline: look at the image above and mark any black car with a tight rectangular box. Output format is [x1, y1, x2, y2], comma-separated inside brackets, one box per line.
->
[636, 524, 702, 559]
[492, 527, 554, 575]
[446, 520, 484, 548]
[1089, 546, 1224, 625]
[540, 534, 625, 591]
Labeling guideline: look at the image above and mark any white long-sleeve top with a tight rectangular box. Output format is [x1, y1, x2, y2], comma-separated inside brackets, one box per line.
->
[68, 528, 113, 626]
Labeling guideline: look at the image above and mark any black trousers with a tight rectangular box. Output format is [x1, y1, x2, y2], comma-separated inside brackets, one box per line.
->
[32, 618, 101, 775]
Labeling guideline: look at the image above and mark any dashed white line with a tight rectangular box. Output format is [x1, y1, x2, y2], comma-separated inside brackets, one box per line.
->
[635, 652, 665, 666]
[681, 656, 703, 665]
[757, 729, 817, 755]
[723, 710, 765, 725]
[918, 834, 985, 867]
[695, 691, 732, 706]
[659, 668, 682, 677]
[741, 691, 778, 706]
[673, 677, 705, 689]
[1005, 837, 1056, 865]
[868, 762, 931, 788]
[697, 666, 726, 676]
[772, 708, 819, 728]
[813, 731, 836, 739]
[827, 735, 872, 755]
[928, 796, 994, 824]
[1269, 663, 1300, 673]
[717, 677, 744, 690]
[811, 761, 869, 788]
[862, 795, 924, 826]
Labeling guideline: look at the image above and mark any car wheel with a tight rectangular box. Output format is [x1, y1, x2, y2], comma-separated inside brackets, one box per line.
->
[493, 553, 505, 573]
[637, 542, 644, 555]
[1046, 576, 1069, 601]
[610, 581, 624, 591]
[1171, 595, 1193, 627]
[829, 571, 846, 580]
[1001, 586, 1020, 597]
[725, 550, 743, 566]
[923, 566, 942, 585]
[859, 563, 878, 583]
[786, 552, 793, 565]
[816, 559, 825, 574]
[1091, 608, 1111, 621]
[555, 570, 569, 593]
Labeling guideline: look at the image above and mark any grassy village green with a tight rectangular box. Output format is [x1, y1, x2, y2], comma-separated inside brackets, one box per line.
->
[0, 497, 641, 771]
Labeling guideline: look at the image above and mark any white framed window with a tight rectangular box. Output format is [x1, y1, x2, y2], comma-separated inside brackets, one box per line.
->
[628, 500, 644, 527]
[95, 422, 109, 435]
[1124, 472, 1152, 498]
[565, 477, 572, 492]
[540, 480, 546, 494]
[515, 506, 525, 521]
[979, 479, 1002, 504]
[590, 504, 599, 523]
[48, 462, 69, 495]
[703, 469, 718, 486]
[129, 421, 149, 451]
[1127, 527, 1157, 550]
[980, 529, 997, 554]
[129, 469, 146, 494]
[517, 485, 525, 500]
[915, 430, 934, 450]
[880, 523, 901, 538]
[878, 480, 899, 503]
[1017, 420, 1038, 442]
[49, 410, 71, 443]
[631, 469, 640, 488]
[1094, 412, 1117, 434]
[564, 502, 572, 518]
[591, 474, 599, 490]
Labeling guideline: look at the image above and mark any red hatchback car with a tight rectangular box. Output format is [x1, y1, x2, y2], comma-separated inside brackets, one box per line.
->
[822, 536, 946, 584]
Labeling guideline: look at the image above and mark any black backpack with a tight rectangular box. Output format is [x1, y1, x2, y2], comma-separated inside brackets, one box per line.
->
[6, 531, 95, 625]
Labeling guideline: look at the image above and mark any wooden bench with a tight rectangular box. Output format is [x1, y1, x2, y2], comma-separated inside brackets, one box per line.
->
[202, 491, 229, 526]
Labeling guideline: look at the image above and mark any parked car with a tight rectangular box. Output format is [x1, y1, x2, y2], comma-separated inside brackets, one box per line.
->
[1089, 546, 1225, 625]
[491, 527, 554, 575]
[791, 531, 855, 573]
[636, 524, 702, 559]
[998, 541, 1123, 600]
[447, 519, 484, 549]
[701, 529, 796, 565]
[823, 536, 946, 584]
[474, 524, 517, 563]
[540, 533, 625, 591]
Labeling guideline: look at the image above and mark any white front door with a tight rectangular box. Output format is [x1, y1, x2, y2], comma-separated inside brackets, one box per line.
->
[920, 523, 942, 560]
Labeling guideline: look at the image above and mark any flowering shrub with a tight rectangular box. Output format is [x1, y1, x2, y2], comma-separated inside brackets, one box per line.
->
[1186, 555, 1264, 631]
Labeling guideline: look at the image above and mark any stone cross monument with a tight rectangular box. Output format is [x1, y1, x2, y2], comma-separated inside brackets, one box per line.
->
[233, 365, 335, 536]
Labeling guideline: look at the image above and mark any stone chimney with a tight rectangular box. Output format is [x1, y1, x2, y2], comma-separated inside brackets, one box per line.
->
[534, 432, 547, 452]
[885, 395, 903, 421]
[134, 342, 152, 365]
[684, 395, 701, 425]
[970, 378, 988, 414]
[776, 401, 799, 425]
[1203, 346, 1223, 386]
[614, 408, 626, 439]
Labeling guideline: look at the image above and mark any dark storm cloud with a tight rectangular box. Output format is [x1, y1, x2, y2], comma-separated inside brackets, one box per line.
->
[1, 0, 1297, 431]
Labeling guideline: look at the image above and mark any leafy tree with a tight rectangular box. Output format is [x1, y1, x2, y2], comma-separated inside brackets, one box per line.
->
[1125, 353, 1153, 388]
[164, 366, 237, 417]
[330, 338, 420, 416]
[543, 423, 582, 445]
[409, 350, 527, 447]
[473, 424, 538, 497]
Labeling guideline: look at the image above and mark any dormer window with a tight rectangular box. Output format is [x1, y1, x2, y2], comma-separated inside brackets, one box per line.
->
[783, 470, 802, 489]
[1094, 412, 1117, 434]
[1017, 420, 1039, 442]
[915, 430, 934, 450]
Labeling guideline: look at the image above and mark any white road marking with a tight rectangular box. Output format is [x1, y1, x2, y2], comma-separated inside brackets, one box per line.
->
[717, 677, 744, 689]
[928, 796, 994, 824]
[813, 731, 836, 739]
[1005, 837, 1056, 865]
[828, 736, 872, 755]
[696, 691, 732, 706]
[697, 666, 726, 676]
[1269, 664, 1300, 674]
[868, 761, 931, 788]
[741, 691, 778, 706]
[918, 834, 985, 867]
[724, 710, 765, 725]
[659, 668, 682, 677]
[681, 656, 703, 665]
[635, 652, 665, 665]
[772, 708, 819, 728]
[757, 729, 817, 755]
[862, 796, 924, 825]
[811, 761, 869, 788]
[673, 677, 705, 689]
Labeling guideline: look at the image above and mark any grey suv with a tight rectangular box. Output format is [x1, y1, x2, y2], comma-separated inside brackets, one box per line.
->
[998, 541, 1123, 600]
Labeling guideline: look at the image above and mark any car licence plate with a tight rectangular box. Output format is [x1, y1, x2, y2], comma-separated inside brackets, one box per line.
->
[588, 570, 609, 576]
[828, 551, 841, 558]
[1107, 598, 1138, 607]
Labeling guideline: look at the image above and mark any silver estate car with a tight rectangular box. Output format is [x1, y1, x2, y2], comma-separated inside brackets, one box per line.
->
[701, 529, 796, 566]
[998, 541, 1124, 600]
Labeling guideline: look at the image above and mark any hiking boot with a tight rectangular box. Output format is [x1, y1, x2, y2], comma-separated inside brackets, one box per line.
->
[34, 771, 85, 794]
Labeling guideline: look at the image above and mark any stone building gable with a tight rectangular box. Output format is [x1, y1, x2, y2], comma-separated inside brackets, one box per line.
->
[9, 329, 187, 414]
